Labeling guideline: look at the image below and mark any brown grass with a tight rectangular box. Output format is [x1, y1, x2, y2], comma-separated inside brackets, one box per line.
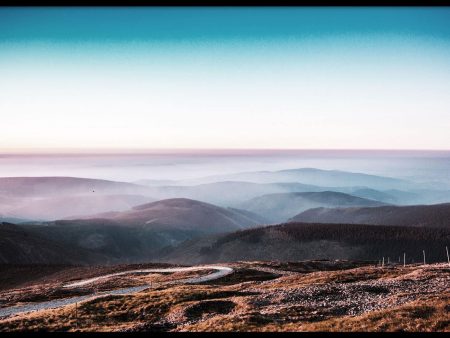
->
[258, 265, 414, 291]
[265, 293, 450, 332]
[0, 283, 252, 332]
[0, 262, 448, 332]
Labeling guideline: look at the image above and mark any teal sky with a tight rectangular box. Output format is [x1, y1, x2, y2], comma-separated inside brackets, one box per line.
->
[1, 7, 450, 151]
[2, 7, 450, 42]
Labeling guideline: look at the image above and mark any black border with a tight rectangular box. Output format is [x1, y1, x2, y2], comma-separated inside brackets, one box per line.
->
[0, 3, 449, 336]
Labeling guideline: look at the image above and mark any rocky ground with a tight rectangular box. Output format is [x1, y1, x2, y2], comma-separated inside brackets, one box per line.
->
[0, 260, 448, 332]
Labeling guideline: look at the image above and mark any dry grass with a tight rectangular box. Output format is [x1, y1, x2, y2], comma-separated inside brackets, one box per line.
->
[0, 262, 448, 332]
[264, 293, 450, 332]
[176, 293, 450, 332]
[0, 283, 251, 332]
[258, 265, 414, 291]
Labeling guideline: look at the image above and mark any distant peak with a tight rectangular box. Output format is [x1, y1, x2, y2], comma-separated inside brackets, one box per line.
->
[132, 197, 211, 210]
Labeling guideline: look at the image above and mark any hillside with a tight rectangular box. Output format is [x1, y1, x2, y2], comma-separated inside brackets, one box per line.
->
[290, 203, 450, 228]
[1, 219, 207, 265]
[25, 220, 185, 264]
[239, 191, 386, 223]
[159, 222, 450, 265]
[0, 223, 101, 265]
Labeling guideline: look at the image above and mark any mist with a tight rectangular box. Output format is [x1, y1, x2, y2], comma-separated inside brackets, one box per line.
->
[0, 150, 449, 222]
[1, 150, 449, 186]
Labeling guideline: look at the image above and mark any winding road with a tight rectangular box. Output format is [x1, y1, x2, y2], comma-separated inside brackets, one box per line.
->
[0, 265, 233, 319]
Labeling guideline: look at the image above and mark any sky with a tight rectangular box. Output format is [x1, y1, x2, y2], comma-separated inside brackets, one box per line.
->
[1, 7, 450, 152]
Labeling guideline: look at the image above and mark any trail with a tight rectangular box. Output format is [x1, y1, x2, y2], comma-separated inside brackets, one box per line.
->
[0, 265, 233, 319]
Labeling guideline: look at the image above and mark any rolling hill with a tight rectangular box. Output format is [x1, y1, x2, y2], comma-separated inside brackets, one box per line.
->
[290, 203, 450, 228]
[83, 198, 267, 233]
[239, 191, 386, 223]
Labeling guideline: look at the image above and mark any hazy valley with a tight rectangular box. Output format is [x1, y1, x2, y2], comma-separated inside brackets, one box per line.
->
[1, 153, 449, 332]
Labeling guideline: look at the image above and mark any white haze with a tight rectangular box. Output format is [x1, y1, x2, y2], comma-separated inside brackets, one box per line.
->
[1, 150, 449, 221]
[0, 150, 449, 187]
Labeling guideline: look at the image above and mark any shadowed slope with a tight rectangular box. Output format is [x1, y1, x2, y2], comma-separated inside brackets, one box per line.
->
[159, 222, 450, 265]
[0, 223, 102, 264]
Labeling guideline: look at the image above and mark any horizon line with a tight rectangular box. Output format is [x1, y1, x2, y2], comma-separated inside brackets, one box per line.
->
[1, 148, 449, 156]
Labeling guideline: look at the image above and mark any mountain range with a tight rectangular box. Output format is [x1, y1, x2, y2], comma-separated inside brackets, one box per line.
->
[1, 167, 450, 266]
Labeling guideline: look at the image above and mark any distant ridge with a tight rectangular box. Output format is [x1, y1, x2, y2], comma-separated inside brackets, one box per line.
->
[290, 203, 450, 228]
[186, 167, 412, 190]
[239, 191, 386, 223]
[0, 176, 151, 198]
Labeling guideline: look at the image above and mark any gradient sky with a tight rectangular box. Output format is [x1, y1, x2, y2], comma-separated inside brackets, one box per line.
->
[1, 7, 450, 151]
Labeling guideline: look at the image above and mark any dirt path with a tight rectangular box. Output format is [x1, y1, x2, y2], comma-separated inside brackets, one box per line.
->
[0, 265, 233, 319]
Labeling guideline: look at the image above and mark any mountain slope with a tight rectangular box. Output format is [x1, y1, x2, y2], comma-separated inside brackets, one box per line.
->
[0, 220, 169, 265]
[0, 222, 102, 264]
[290, 203, 450, 228]
[239, 191, 386, 223]
[158, 222, 450, 265]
